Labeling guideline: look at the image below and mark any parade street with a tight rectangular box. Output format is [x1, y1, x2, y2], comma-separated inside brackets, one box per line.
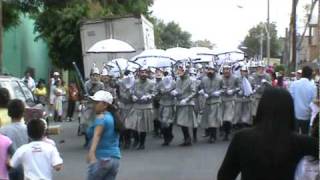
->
[52, 121, 231, 180]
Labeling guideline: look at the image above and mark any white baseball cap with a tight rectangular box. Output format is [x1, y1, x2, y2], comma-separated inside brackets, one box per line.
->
[89, 90, 113, 104]
[53, 72, 60, 76]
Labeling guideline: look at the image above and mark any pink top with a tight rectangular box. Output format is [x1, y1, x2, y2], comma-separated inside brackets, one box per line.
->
[0, 134, 12, 180]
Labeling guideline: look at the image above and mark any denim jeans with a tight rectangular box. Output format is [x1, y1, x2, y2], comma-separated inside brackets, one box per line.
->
[87, 157, 120, 180]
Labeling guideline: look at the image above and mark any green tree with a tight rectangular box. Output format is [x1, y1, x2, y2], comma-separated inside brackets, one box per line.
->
[153, 20, 192, 49]
[192, 39, 216, 49]
[240, 22, 281, 58]
[31, 0, 153, 69]
[3, 0, 41, 30]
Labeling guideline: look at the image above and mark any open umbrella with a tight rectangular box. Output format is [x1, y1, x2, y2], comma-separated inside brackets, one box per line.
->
[131, 49, 175, 68]
[87, 39, 135, 53]
[165, 47, 196, 61]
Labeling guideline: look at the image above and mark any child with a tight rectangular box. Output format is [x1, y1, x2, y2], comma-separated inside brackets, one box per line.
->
[40, 118, 56, 146]
[10, 119, 63, 180]
[0, 134, 13, 180]
[0, 99, 28, 180]
[0, 99, 28, 151]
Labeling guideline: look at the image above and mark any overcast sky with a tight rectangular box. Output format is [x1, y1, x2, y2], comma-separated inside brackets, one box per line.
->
[151, 0, 315, 50]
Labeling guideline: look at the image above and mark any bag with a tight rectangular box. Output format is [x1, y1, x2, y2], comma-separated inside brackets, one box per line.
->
[294, 156, 319, 180]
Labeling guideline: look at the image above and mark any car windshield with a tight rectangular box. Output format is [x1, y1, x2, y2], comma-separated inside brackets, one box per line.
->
[0, 79, 35, 105]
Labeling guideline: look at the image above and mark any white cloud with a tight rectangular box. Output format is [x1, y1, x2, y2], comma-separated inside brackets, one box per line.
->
[151, 0, 311, 50]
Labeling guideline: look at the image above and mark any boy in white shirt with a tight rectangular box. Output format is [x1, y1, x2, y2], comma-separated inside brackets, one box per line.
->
[10, 119, 63, 180]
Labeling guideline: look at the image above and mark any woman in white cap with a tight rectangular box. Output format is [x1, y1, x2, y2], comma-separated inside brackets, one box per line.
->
[86, 90, 122, 180]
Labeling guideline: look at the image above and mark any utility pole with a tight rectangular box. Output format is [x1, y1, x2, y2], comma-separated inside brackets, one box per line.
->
[291, 0, 298, 71]
[267, 0, 271, 66]
[260, 30, 264, 60]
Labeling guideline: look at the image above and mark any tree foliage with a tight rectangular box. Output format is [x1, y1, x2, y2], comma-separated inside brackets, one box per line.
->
[3, 0, 154, 69]
[192, 39, 215, 49]
[240, 22, 281, 58]
[3, 0, 41, 30]
[152, 19, 192, 49]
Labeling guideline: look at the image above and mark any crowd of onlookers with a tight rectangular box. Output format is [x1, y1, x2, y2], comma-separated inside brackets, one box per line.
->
[0, 87, 63, 180]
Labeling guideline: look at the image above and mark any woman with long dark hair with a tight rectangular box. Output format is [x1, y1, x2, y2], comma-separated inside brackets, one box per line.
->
[217, 87, 318, 180]
[86, 91, 123, 180]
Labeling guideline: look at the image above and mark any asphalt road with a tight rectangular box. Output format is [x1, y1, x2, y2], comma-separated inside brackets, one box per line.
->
[51, 121, 232, 180]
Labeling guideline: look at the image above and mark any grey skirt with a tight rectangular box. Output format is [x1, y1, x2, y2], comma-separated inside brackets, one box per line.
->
[159, 105, 175, 127]
[221, 101, 235, 122]
[175, 106, 197, 128]
[201, 103, 222, 128]
[125, 108, 154, 132]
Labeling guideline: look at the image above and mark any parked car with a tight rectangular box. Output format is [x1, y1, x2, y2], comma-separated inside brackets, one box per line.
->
[0, 75, 43, 122]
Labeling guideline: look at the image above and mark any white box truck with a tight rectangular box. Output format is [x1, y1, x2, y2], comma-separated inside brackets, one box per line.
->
[80, 14, 155, 78]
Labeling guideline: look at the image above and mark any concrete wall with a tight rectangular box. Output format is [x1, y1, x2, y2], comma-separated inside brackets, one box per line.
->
[2, 15, 51, 81]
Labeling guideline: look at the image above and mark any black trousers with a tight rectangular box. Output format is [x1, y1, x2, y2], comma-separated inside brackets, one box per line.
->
[161, 124, 173, 143]
[181, 126, 191, 141]
[208, 127, 217, 139]
[67, 101, 76, 118]
[222, 121, 232, 137]
[296, 119, 310, 135]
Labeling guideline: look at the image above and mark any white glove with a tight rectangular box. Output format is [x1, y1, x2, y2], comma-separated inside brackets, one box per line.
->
[132, 95, 138, 102]
[261, 79, 267, 83]
[171, 90, 178, 96]
[140, 95, 148, 101]
[180, 99, 188, 105]
[212, 91, 221, 97]
[227, 89, 234, 95]
[238, 90, 243, 96]
[198, 89, 205, 95]
[203, 93, 209, 98]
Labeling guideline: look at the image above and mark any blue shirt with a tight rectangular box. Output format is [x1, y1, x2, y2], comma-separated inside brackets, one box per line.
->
[289, 78, 317, 120]
[87, 112, 121, 159]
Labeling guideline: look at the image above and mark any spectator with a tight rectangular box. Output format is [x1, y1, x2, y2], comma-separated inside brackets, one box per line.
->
[0, 99, 28, 150]
[21, 70, 36, 91]
[0, 88, 10, 127]
[86, 91, 121, 180]
[217, 88, 318, 180]
[296, 70, 302, 80]
[49, 72, 60, 117]
[294, 113, 319, 180]
[66, 81, 79, 122]
[53, 79, 66, 122]
[289, 66, 317, 135]
[34, 79, 47, 106]
[0, 134, 13, 180]
[10, 119, 63, 180]
[0, 99, 28, 180]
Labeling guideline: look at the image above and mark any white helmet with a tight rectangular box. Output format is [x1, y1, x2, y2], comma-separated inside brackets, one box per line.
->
[189, 68, 197, 75]
[91, 67, 100, 75]
[222, 64, 231, 69]
[240, 65, 249, 71]
[257, 61, 265, 67]
[140, 65, 149, 72]
[101, 68, 109, 76]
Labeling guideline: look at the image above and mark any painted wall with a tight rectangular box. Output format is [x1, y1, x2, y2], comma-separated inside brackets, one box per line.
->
[3, 15, 51, 82]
